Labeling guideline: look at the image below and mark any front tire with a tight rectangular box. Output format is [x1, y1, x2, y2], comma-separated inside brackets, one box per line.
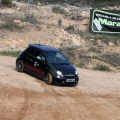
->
[44, 73, 53, 85]
[16, 60, 24, 72]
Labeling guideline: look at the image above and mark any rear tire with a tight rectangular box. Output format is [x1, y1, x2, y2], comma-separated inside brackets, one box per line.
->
[44, 73, 53, 85]
[16, 60, 24, 72]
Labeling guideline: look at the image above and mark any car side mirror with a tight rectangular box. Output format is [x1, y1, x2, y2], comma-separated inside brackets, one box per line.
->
[41, 56, 45, 62]
[67, 58, 69, 61]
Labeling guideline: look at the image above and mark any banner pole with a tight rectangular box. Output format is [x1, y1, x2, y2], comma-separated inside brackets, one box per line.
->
[28, 0, 30, 21]
[74, 3, 77, 33]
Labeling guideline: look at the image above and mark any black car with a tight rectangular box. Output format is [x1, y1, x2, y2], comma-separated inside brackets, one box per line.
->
[16, 44, 79, 85]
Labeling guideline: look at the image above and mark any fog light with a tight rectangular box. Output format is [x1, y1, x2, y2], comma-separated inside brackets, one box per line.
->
[57, 75, 60, 78]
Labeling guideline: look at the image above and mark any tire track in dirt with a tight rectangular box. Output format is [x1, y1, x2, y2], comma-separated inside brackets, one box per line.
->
[0, 56, 120, 120]
[17, 89, 31, 120]
[17, 89, 46, 120]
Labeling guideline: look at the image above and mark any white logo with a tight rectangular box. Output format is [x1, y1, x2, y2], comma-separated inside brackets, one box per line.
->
[93, 18, 102, 31]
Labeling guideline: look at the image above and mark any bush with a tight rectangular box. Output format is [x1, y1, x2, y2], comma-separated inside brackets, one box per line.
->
[1, 18, 24, 31]
[1, 0, 12, 5]
[52, 6, 66, 15]
[94, 64, 110, 71]
[65, 25, 75, 34]
[101, 53, 120, 67]
[0, 51, 21, 57]
[21, 14, 38, 24]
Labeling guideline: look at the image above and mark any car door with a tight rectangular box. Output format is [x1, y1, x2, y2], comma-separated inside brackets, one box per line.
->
[23, 47, 36, 73]
[33, 49, 48, 78]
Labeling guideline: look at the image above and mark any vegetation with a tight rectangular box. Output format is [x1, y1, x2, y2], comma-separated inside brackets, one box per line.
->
[1, 19, 24, 31]
[79, 33, 120, 45]
[101, 53, 120, 67]
[59, 45, 120, 71]
[0, 47, 119, 71]
[65, 25, 76, 34]
[52, 6, 66, 15]
[0, 0, 120, 71]
[10, 0, 119, 6]
[0, 13, 41, 31]
[1, 0, 12, 5]
[1, 0, 120, 7]
[94, 64, 110, 71]
[0, 51, 21, 57]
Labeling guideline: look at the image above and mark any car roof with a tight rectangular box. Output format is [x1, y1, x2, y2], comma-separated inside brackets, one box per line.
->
[29, 44, 59, 52]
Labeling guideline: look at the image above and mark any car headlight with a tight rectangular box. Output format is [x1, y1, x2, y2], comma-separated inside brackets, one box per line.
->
[57, 71, 62, 75]
[56, 71, 63, 78]
[75, 70, 78, 75]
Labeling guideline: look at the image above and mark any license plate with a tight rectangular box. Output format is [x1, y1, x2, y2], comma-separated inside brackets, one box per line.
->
[66, 79, 75, 82]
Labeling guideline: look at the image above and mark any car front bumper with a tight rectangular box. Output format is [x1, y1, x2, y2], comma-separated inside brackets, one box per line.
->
[53, 76, 79, 86]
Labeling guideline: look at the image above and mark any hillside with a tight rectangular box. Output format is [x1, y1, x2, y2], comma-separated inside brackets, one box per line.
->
[0, 0, 120, 71]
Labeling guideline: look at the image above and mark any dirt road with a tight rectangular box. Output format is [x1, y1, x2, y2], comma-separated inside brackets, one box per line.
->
[0, 56, 120, 120]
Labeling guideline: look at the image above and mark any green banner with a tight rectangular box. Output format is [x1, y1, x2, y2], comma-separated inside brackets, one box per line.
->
[90, 9, 120, 34]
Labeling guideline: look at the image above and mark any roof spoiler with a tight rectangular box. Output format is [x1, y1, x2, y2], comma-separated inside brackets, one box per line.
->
[29, 44, 41, 46]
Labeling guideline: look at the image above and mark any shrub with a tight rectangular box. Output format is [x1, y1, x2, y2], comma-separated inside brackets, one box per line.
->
[94, 64, 110, 71]
[1, 0, 12, 5]
[52, 6, 66, 15]
[65, 25, 75, 34]
[0, 51, 21, 57]
[58, 18, 62, 28]
[1, 18, 24, 31]
[101, 53, 120, 67]
[22, 14, 38, 24]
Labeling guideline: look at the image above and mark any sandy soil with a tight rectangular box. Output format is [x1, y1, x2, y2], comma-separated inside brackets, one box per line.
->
[0, 56, 120, 120]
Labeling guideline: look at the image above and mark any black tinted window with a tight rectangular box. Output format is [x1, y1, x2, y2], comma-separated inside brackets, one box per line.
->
[26, 47, 35, 55]
[46, 52, 69, 63]
[34, 50, 46, 61]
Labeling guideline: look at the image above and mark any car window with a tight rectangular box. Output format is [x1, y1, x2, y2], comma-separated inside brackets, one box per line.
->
[26, 47, 35, 55]
[56, 53, 66, 61]
[34, 50, 46, 61]
[46, 52, 68, 64]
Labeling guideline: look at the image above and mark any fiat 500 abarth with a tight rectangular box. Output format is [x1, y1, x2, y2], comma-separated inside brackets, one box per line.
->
[16, 44, 79, 85]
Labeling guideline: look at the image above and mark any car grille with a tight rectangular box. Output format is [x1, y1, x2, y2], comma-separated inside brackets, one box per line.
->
[65, 74, 76, 78]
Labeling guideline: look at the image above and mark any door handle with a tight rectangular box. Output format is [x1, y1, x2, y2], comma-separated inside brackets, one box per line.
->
[27, 57, 33, 61]
[29, 59, 33, 61]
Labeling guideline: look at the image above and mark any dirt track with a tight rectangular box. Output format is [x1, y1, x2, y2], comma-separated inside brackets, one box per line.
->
[0, 56, 120, 120]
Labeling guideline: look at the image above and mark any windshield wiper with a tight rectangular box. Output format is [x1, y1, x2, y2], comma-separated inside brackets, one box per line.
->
[58, 63, 69, 65]
[51, 62, 59, 64]
[51, 62, 69, 65]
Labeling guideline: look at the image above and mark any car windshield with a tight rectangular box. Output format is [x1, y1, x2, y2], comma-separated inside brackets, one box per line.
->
[46, 52, 69, 64]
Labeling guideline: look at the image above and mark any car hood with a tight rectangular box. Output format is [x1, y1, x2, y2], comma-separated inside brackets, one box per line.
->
[51, 63, 76, 75]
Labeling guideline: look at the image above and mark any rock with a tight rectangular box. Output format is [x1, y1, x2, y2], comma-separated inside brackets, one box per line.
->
[82, 19, 89, 25]
[38, 2, 42, 6]
[0, 21, 4, 27]
[109, 42, 115, 47]
[116, 41, 120, 46]
[97, 40, 103, 46]
[69, 36, 81, 46]
[14, 20, 22, 24]
[81, 10, 90, 18]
